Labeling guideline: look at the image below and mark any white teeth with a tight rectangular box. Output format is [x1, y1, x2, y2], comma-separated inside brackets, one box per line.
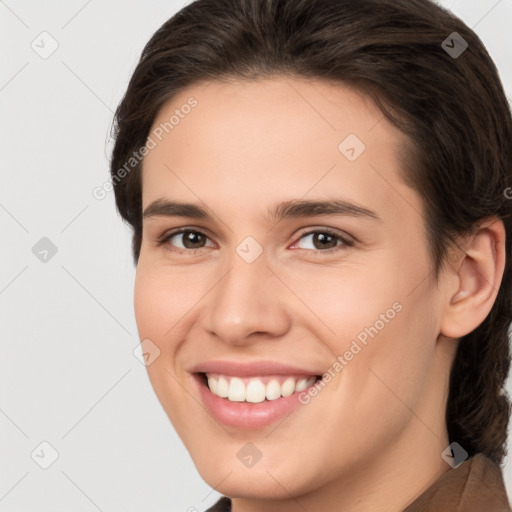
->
[281, 377, 296, 397]
[207, 376, 218, 395]
[295, 378, 309, 392]
[206, 374, 317, 402]
[245, 380, 266, 403]
[217, 376, 229, 398]
[227, 377, 245, 402]
[266, 379, 281, 401]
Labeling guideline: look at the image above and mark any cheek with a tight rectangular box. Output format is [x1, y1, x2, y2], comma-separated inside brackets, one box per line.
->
[275, 259, 405, 348]
[284, 247, 438, 398]
[133, 263, 203, 341]
[133, 266, 193, 429]
[133, 267, 183, 394]
[133, 271, 152, 336]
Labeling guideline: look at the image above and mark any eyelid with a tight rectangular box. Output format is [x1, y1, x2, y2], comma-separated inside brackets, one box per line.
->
[290, 226, 355, 252]
[156, 225, 355, 254]
[156, 226, 217, 250]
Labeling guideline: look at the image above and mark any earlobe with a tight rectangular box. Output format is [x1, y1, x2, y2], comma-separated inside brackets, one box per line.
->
[440, 218, 506, 339]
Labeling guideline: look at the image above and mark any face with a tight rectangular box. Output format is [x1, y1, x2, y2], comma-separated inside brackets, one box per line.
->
[134, 77, 455, 502]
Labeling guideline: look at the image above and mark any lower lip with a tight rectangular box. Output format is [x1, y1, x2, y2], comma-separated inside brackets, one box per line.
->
[194, 374, 312, 429]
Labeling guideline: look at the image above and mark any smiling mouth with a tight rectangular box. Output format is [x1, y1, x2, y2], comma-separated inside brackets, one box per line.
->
[198, 372, 322, 403]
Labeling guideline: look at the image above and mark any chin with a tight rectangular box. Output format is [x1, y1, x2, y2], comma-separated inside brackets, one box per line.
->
[199, 465, 306, 500]
[190, 444, 324, 501]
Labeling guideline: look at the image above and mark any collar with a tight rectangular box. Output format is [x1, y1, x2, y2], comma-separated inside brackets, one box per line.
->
[205, 453, 511, 511]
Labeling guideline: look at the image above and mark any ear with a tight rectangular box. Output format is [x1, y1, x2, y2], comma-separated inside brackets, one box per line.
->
[440, 218, 506, 339]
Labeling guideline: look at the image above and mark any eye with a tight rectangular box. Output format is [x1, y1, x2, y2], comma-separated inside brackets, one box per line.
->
[292, 229, 354, 253]
[156, 227, 354, 256]
[158, 229, 215, 254]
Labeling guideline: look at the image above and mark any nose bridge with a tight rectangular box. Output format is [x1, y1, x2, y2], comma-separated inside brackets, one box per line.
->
[202, 244, 290, 344]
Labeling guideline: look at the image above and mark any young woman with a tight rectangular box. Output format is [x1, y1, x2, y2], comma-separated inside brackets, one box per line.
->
[109, 0, 512, 510]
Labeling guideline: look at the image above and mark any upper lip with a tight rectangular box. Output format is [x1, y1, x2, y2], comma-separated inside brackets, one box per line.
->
[189, 360, 322, 377]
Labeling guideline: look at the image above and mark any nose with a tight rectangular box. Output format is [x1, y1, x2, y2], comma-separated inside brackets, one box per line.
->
[199, 247, 291, 346]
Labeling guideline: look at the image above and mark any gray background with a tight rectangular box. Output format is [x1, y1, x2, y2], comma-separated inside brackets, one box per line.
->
[0, 1, 511, 510]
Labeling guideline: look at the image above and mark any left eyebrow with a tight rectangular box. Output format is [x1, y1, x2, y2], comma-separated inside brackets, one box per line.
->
[268, 198, 381, 224]
[142, 198, 381, 223]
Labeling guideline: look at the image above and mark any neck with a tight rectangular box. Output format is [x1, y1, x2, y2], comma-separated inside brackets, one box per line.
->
[231, 340, 455, 512]
[232, 423, 451, 512]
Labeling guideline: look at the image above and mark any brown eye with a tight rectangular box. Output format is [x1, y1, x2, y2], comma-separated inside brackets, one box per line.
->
[180, 231, 208, 249]
[311, 232, 338, 250]
[160, 229, 215, 252]
[294, 229, 354, 253]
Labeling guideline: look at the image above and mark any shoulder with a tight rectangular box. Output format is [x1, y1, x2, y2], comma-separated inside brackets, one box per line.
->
[404, 453, 511, 512]
[204, 496, 231, 512]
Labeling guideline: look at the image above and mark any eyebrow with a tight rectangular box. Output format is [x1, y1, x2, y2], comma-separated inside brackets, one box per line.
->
[142, 198, 381, 224]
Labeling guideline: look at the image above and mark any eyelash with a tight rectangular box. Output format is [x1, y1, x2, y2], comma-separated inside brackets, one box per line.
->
[156, 227, 354, 256]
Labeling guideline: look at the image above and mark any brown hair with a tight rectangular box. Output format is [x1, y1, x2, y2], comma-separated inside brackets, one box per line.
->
[109, 0, 512, 465]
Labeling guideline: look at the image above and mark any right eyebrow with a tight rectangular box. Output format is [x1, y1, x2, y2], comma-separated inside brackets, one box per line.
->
[143, 199, 209, 220]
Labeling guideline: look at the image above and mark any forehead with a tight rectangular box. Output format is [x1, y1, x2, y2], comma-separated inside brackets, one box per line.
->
[141, 76, 423, 225]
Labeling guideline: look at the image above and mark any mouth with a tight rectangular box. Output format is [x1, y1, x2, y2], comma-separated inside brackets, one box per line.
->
[194, 371, 323, 429]
[189, 360, 326, 429]
[198, 372, 322, 403]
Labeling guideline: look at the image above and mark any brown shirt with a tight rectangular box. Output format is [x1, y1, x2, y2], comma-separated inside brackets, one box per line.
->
[205, 454, 511, 511]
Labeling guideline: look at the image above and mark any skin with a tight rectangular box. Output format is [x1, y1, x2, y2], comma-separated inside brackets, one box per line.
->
[134, 76, 505, 511]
